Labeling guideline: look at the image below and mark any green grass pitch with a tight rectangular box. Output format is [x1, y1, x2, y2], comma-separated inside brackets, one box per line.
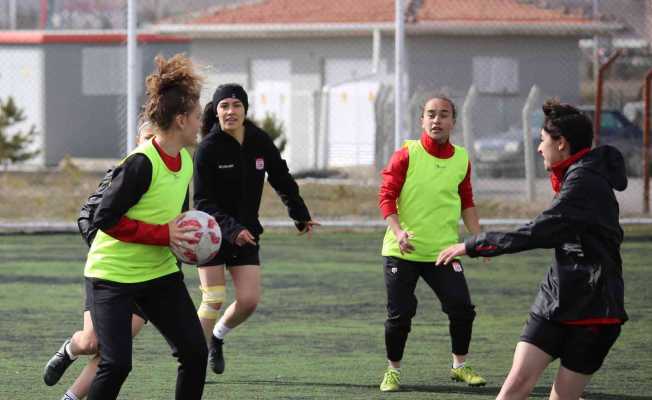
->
[1, 231, 650, 399]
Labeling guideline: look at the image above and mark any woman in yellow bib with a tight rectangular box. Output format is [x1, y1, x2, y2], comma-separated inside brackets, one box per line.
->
[378, 96, 486, 391]
[82, 55, 207, 400]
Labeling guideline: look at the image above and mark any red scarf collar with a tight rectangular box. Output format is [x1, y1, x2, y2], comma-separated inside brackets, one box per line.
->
[420, 132, 454, 159]
[549, 147, 591, 193]
[152, 137, 182, 172]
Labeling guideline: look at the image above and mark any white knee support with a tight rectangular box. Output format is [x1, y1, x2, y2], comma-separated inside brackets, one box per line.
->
[197, 285, 225, 320]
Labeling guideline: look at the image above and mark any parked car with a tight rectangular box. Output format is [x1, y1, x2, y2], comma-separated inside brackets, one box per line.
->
[474, 107, 645, 178]
[579, 106, 645, 176]
[474, 111, 546, 178]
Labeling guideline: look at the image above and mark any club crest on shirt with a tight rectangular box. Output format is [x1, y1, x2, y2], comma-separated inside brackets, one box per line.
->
[255, 157, 265, 170]
[451, 260, 463, 272]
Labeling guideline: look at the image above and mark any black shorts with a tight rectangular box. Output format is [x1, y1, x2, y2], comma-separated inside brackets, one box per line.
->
[520, 313, 621, 375]
[84, 284, 148, 323]
[199, 240, 260, 268]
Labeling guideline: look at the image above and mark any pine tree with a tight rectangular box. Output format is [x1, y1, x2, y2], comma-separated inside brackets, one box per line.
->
[259, 113, 287, 154]
[0, 96, 39, 169]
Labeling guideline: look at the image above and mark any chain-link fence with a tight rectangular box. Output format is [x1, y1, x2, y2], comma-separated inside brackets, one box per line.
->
[1, 0, 651, 221]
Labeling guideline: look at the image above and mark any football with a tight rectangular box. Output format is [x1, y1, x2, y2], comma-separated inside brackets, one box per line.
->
[170, 210, 222, 265]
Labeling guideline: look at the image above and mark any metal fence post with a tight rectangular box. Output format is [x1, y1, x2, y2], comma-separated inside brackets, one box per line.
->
[523, 85, 541, 202]
[644, 69, 651, 214]
[462, 85, 478, 185]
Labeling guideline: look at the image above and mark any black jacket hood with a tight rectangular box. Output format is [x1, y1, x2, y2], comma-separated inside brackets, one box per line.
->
[570, 145, 628, 192]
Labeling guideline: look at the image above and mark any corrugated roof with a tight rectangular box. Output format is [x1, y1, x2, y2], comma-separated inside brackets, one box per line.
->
[416, 0, 586, 23]
[183, 0, 587, 25]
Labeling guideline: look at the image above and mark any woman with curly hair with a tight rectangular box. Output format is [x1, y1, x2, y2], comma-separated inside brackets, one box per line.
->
[81, 54, 207, 400]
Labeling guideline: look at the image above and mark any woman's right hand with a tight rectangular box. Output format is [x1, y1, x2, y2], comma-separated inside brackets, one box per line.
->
[235, 229, 257, 247]
[395, 229, 415, 255]
[168, 216, 199, 251]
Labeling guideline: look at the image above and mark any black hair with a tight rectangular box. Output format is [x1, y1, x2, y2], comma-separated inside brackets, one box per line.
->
[542, 98, 593, 154]
[200, 101, 217, 138]
[423, 95, 456, 119]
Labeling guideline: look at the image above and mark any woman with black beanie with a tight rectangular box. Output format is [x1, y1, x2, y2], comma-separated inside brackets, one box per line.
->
[193, 83, 318, 375]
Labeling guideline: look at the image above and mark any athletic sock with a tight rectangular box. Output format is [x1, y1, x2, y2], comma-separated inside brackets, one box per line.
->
[452, 361, 465, 369]
[213, 319, 232, 339]
[64, 342, 79, 360]
[388, 366, 401, 373]
[61, 390, 79, 400]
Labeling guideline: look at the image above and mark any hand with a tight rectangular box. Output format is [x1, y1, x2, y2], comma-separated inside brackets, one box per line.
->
[235, 229, 257, 247]
[297, 220, 320, 239]
[436, 243, 466, 266]
[395, 230, 415, 255]
[168, 215, 199, 252]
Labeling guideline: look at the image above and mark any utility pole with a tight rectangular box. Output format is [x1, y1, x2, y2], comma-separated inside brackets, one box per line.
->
[9, 0, 17, 30]
[126, 0, 137, 152]
[394, 0, 405, 150]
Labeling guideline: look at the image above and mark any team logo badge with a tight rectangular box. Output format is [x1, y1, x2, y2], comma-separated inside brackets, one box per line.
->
[451, 260, 463, 272]
[391, 267, 398, 274]
[255, 157, 265, 170]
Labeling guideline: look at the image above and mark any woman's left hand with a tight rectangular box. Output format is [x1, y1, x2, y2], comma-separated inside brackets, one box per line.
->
[436, 243, 466, 266]
[296, 220, 320, 238]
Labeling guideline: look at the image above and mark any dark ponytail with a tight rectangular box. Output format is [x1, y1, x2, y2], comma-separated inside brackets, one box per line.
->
[201, 101, 217, 138]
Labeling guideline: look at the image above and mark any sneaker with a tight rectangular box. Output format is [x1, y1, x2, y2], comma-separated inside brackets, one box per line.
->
[450, 365, 486, 387]
[208, 336, 225, 374]
[380, 368, 400, 392]
[43, 338, 76, 386]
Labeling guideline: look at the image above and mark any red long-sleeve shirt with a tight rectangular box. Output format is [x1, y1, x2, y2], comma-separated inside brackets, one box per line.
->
[103, 138, 182, 245]
[378, 132, 475, 219]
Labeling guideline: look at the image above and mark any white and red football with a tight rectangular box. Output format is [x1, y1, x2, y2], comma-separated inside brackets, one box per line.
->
[170, 210, 222, 265]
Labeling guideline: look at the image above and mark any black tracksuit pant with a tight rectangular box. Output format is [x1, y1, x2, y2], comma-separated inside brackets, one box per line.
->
[85, 271, 207, 400]
[383, 256, 476, 362]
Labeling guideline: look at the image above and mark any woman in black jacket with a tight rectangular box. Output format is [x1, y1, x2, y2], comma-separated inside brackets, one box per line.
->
[193, 83, 318, 374]
[438, 99, 627, 400]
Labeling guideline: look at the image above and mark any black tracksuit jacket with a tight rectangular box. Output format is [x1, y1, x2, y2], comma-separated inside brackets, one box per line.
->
[465, 146, 628, 323]
[193, 120, 311, 243]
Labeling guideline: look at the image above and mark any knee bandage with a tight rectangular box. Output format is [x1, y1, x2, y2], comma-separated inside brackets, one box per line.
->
[197, 285, 225, 320]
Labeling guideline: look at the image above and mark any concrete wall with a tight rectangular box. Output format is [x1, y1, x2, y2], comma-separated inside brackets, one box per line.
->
[42, 41, 188, 165]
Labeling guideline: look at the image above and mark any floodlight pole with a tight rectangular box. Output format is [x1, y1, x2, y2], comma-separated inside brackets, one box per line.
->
[126, 0, 137, 153]
[394, 0, 405, 150]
